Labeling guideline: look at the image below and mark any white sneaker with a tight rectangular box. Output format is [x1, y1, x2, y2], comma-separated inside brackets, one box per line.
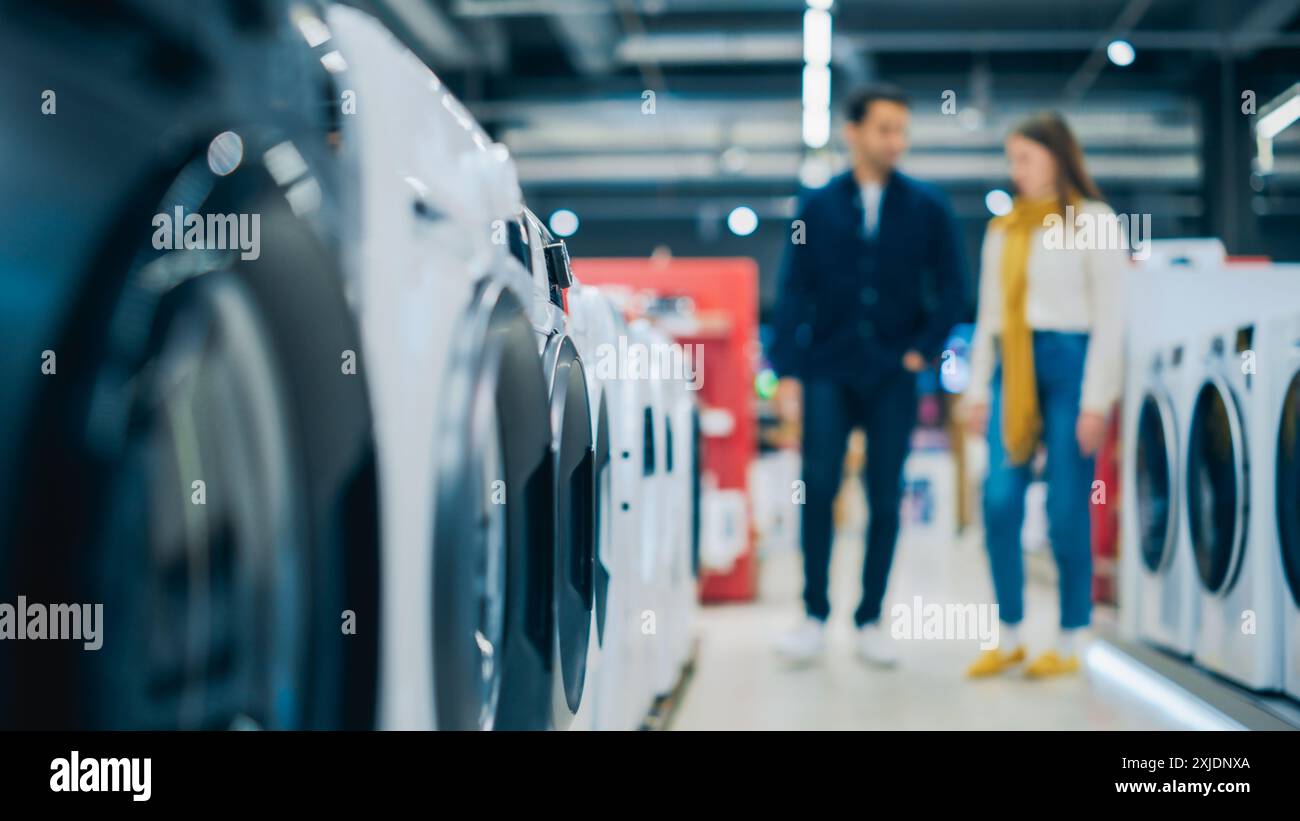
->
[775, 616, 826, 663]
[855, 622, 899, 667]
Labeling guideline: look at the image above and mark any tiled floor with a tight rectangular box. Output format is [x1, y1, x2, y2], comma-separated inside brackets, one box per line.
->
[671, 527, 1232, 730]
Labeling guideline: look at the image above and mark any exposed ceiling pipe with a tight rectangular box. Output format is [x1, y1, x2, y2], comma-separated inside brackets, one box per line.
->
[454, 0, 810, 12]
[614, 28, 1300, 64]
[546, 7, 620, 75]
[454, 0, 619, 14]
[1061, 0, 1155, 103]
[611, 0, 668, 97]
[512, 149, 1204, 185]
[1233, 0, 1300, 54]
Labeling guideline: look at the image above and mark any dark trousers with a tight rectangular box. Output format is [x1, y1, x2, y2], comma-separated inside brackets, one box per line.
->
[800, 371, 917, 627]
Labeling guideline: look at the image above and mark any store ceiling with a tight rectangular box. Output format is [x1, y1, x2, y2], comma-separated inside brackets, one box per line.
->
[357, 0, 1300, 216]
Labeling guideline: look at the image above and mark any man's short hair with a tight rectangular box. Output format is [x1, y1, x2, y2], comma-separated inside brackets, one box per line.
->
[844, 83, 910, 123]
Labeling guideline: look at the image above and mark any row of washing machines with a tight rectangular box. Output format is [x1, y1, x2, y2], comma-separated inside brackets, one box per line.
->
[0, 0, 698, 730]
[1120, 239, 1300, 702]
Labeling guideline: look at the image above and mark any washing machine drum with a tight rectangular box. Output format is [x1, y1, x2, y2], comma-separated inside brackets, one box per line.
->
[432, 283, 555, 732]
[1135, 392, 1177, 573]
[1277, 370, 1300, 608]
[9, 155, 381, 730]
[1186, 378, 1248, 594]
[544, 335, 596, 730]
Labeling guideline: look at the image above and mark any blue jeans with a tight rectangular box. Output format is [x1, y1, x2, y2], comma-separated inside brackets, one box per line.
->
[983, 331, 1094, 630]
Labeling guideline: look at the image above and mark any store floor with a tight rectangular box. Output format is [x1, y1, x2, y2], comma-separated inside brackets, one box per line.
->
[672, 526, 1236, 730]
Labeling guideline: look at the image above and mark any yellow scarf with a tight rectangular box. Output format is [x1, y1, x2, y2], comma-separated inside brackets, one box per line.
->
[988, 196, 1065, 465]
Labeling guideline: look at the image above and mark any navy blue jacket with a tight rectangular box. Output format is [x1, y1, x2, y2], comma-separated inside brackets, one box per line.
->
[769, 170, 967, 383]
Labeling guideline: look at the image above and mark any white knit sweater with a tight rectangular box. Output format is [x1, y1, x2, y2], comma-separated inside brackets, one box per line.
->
[966, 199, 1128, 415]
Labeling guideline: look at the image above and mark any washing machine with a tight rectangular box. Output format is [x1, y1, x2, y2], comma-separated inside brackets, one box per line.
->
[1187, 267, 1283, 691]
[621, 320, 685, 700]
[587, 300, 665, 732]
[327, 6, 555, 731]
[518, 210, 596, 730]
[1120, 242, 1222, 658]
[617, 317, 670, 719]
[1254, 267, 1300, 700]
[566, 284, 631, 729]
[0, 0, 382, 729]
[573, 294, 698, 727]
[664, 346, 701, 681]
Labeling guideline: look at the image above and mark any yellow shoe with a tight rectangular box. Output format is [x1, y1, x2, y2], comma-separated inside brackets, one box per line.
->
[966, 645, 1026, 678]
[1024, 650, 1080, 679]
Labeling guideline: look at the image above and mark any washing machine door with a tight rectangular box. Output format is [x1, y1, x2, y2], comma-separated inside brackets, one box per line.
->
[1277, 370, 1300, 608]
[9, 155, 381, 731]
[690, 405, 703, 580]
[593, 391, 613, 646]
[1135, 391, 1178, 573]
[542, 335, 595, 729]
[1186, 376, 1249, 595]
[432, 281, 554, 731]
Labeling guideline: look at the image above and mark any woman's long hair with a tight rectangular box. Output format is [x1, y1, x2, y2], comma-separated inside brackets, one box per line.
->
[1011, 111, 1103, 214]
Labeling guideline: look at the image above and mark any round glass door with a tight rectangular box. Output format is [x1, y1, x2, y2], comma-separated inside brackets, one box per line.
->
[1135, 393, 1177, 573]
[1186, 379, 1248, 594]
[1277, 370, 1300, 607]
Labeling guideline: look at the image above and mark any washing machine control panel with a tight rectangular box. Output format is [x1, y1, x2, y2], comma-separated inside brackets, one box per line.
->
[544, 239, 573, 309]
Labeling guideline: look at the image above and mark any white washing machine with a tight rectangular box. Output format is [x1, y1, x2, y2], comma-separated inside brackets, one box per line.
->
[1188, 266, 1283, 691]
[520, 210, 596, 730]
[1255, 267, 1300, 700]
[625, 320, 686, 700]
[568, 284, 655, 729]
[600, 304, 663, 728]
[664, 351, 700, 681]
[329, 6, 555, 730]
[1120, 241, 1223, 657]
[565, 285, 613, 730]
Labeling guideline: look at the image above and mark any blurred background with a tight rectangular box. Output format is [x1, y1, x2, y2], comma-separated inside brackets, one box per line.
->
[394, 0, 1300, 308]
[391, 0, 1300, 729]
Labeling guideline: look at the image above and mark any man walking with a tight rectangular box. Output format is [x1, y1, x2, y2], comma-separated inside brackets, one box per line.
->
[769, 84, 967, 665]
